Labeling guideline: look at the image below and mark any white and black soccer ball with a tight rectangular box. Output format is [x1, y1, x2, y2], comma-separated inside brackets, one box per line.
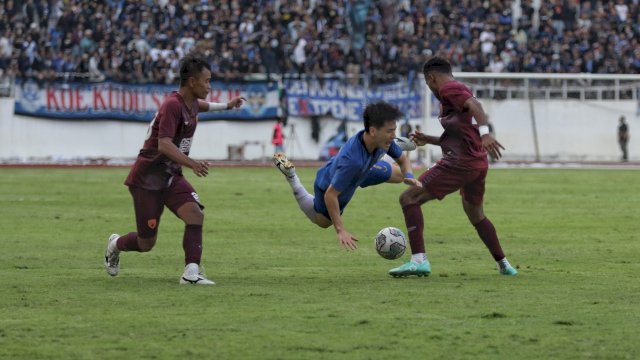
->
[375, 227, 407, 260]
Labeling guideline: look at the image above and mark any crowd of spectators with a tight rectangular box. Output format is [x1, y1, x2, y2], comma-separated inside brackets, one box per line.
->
[0, 0, 638, 86]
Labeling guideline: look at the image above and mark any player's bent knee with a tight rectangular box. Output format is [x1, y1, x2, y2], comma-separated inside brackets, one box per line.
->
[465, 209, 485, 225]
[187, 211, 204, 225]
[137, 236, 157, 252]
[462, 200, 485, 224]
[399, 190, 418, 207]
[401, 187, 435, 207]
[315, 214, 333, 228]
[178, 203, 204, 224]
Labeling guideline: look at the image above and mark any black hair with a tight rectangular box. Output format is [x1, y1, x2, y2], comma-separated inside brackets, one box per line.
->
[422, 56, 452, 76]
[362, 101, 403, 132]
[179, 52, 211, 86]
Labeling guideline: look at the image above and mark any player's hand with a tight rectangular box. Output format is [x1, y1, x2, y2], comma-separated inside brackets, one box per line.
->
[191, 160, 211, 177]
[337, 230, 358, 251]
[403, 177, 423, 188]
[410, 131, 429, 146]
[227, 96, 247, 109]
[481, 135, 505, 160]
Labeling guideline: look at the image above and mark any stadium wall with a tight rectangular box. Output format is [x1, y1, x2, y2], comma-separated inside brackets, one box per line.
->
[0, 95, 344, 162]
[425, 99, 638, 162]
[0, 98, 638, 162]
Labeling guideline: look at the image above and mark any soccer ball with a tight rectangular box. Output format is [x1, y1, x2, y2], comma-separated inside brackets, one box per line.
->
[374, 227, 407, 260]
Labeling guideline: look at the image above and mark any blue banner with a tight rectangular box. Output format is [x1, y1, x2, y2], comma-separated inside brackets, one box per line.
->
[14, 79, 280, 121]
[285, 79, 422, 122]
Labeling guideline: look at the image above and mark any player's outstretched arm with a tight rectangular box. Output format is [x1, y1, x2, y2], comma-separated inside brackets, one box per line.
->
[158, 137, 210, 177]
[395, 153, 422, 188]
[324, 186, 358, 250]
[197, 96, 246, 112]
[464, 97, 505, 160]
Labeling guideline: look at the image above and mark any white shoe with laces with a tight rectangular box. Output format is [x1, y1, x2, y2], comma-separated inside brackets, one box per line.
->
[180, 263, 215, 285]
[104, 233, 120, 276]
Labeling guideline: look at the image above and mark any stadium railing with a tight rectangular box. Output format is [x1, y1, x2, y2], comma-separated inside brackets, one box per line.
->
[454, 72, 640, 101]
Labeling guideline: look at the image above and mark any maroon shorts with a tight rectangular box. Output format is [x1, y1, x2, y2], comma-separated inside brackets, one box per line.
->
[128, 175, 204, 238]
[418, 161, 487, 205]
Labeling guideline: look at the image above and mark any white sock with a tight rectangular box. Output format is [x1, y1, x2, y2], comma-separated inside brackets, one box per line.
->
[184, 263, 199, 275]
[286, 175, 318, 224]
[497, 257, 511, 269]
[411, 253, 427, 264]
[108, 238, 119, 253]
[287, 174, 307, 200]
[297, 193, 318, 224]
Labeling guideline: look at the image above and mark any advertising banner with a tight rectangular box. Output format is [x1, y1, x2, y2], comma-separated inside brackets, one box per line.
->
[14, 79, 280, 121]
[285, 79, 422, 121]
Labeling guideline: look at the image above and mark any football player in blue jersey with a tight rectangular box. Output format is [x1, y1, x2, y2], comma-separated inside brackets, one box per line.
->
[273, 101, 421, 250]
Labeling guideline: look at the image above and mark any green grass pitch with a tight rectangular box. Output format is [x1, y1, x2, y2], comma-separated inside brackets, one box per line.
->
[1, 167, 639, 359]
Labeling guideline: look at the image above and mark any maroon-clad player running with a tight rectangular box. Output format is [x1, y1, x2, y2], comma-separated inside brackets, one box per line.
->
[104, 53, 245, 285]
[389, 56, 518, 277]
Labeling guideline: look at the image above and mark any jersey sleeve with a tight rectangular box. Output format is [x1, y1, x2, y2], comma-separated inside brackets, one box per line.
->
[440, 82, 473, 112]
[330, 156, 360, 193]
[387, 141, 403, 159]
[157, 99, 182, 139]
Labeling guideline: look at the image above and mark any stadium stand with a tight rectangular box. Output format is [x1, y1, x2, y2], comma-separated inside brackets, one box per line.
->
[0, 0, 638, 86]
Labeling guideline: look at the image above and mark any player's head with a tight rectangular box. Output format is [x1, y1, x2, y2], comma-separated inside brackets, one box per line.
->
[363, 101, 403, 150]
[422, 56, 452, 93]
[179, 53, 211, 99]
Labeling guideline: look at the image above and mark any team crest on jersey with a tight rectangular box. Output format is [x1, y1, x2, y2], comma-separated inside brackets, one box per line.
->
[147, 219, 157, 229]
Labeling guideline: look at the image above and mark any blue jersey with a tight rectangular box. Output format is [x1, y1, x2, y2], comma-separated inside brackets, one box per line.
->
[313, 130, 403, 217]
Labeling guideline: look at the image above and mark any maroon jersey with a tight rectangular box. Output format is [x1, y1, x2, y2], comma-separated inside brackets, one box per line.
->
[436, 80, 488, 170]
[125, 92, 199, 190]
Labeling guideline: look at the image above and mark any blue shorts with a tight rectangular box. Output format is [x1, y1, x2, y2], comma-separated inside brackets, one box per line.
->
[313, 160, 393, 218]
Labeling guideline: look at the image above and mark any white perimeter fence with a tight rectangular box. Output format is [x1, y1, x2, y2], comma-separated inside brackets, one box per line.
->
[1, 73, 639, 163]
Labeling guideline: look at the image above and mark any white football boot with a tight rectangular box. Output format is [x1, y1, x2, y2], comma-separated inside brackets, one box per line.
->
[104, 233, 120, 276]
[180, 263, 215, 285]
[395, 137, 417, 151]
